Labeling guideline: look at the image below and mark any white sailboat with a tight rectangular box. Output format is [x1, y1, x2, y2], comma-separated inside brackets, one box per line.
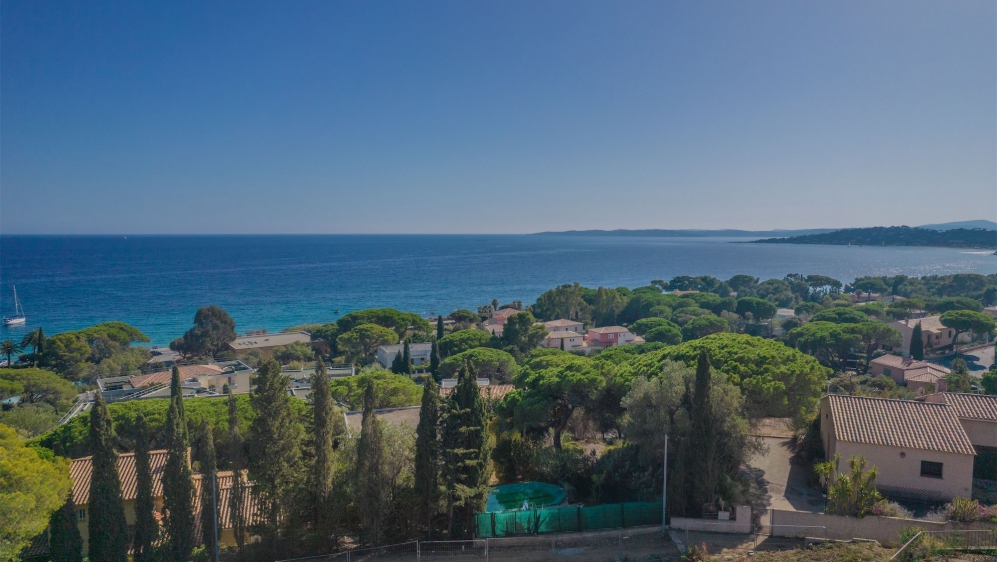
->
[3, 286, 26, 326]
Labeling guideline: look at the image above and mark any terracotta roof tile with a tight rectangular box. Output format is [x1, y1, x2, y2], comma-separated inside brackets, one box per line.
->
[825, 395, 975, 455]
[928, 393, 997, 422]
[71, 449, 173, 506]
[129, 364, 225, 388]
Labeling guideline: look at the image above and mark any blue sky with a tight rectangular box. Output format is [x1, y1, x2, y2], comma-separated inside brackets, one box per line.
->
[2, 1, 994, 234]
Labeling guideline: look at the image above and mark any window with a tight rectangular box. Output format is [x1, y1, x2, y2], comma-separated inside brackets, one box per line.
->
[77, 509, 87, 521]
[920, 461, 943, 479]
[883, 368, 892, 378]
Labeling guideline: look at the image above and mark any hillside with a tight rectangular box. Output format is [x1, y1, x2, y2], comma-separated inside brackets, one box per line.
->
[919, 219, 997, 231]
[754, 226, 997, 249]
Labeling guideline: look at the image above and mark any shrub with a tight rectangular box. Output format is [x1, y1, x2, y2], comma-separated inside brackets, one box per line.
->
[945, 497, 980, 522]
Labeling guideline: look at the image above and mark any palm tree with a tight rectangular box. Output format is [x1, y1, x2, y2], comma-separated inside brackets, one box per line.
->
[21, 329, 40, 354]
[1, 339, 21, 365]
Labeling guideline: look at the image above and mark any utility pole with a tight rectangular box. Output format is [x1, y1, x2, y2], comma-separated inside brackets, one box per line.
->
[662, 434, 668, 534]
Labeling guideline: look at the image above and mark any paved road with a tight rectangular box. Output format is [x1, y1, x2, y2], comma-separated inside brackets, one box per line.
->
[744, 437, 824, 513]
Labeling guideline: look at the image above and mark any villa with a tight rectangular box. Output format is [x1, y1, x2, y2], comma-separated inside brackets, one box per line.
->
[375, 342, 432, 369]
[890, 316, 956, 356]
[820, 394, 975, 502]
[227, 331, 313, 358]
[585, 326, 642, 348]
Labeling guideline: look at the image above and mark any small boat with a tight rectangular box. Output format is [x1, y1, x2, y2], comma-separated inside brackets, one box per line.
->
[2, 286, 26, 326]
[334, 309, 341, 314]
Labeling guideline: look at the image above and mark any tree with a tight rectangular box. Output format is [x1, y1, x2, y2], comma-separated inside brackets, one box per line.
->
[0, 424, 71, 561]
[591, 287, 627, 326]
[512, 353, 603, 450]
[273, 341, 315, 364]
[788, 321, 858, 373]
[684, 350, 717, 516]
[448, 309, 479, 325]
[910, 322, 924, 360]
[0, 368, 77, 408]
[430, 340, 441, 382]
[940, 310, 996, 349]
[815, 454, 882, 517]
[43, 333, 90, 380]
[811, 308, 869, 324]
[309, 359, 335, 540]
[414, 379, 441, 538]
[329, 369, 423, 409]
[945, 359, 974, 393]
[355, 380, 386, 545]
[629, 317, 679, 336]
[439, 348, 518, 382]
[644, 324, 683, 345]
[630, 333, 830, 423]
[982, 370, 997, 395]
[170, 305, 237, 358]
[532, 283, 591, 322]
[391, 350, 406, 374]
[403, 341, 412, 374]
[87, 394, 129, 562]
[197, 422, 218, 555]
[337, 323, 399, 365]
[735, 297, 777, 322]
[20, 328, 44, 356]
[438, 330, 492, 358]
[441, 364, 490, 538]
[132, 413, 157, 562]
[248, 359, 303, 556]
[1, 339, 20, 365]
[437, 316, 445, 340]
[162, 366, 196, 561]
[337, 308, 431, 337]
[501, 312, 548, 355]
[850, 323, 903, 375]
[726, 274, 759, 293]
[681, 314, 728, 341]
[48, 495, 83, 562]
[227, 389, 248, 559]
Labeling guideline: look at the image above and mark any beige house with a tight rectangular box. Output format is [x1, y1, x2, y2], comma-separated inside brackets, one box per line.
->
[541, 330, 585, 351]
[820, 395, 976, 501]
[925, 393, 997, 480]
[228, 331, 313, 358]
[544, 319, 585, 333]
[890, 316, 955, 356]
[63, 450, 257, 557]
[868, 355, 950, 393]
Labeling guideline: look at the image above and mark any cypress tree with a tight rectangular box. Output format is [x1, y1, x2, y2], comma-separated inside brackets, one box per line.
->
[87, 393, 128, 562]
[685, 349, 716, 517]
[227, 389, 248, 559]
[310, 359, 335, 540]
[49, 495, 83, 562]
[197, 422, 218, 555]
[437, 316, 445, 340]
[441, 363, 490, 538]
[163, 365, 196, 561]
[355, 379, 385, 545]
[910, 322, 924, 360]
[430, 340, 441, 383]
[414, 378, 441, 538]
[391, 350, 405, 374]
[248, 359, 303, 558]
[132, 413, 157, 562]
[403, 341, 412, 374]
[36, 327, 46, 366]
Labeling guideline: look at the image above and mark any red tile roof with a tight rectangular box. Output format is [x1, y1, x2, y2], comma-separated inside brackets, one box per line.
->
[927, 393, 997, 422]
[824, 395, 975, 455]
[70, 449, 174, 506]
[129, 364, 225, 388]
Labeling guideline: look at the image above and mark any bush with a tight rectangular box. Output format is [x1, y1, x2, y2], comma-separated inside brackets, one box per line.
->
[872, 500, 913, 519]
[439, 347, 517, 382]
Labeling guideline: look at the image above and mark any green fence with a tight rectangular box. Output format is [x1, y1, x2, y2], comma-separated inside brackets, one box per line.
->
[475, 501, 662, 538]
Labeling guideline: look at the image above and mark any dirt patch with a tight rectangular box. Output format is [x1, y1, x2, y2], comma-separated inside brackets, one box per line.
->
[751, 418, 796, 438]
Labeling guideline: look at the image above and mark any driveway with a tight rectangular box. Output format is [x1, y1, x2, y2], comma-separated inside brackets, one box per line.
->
[930, 344, 995, 377]
[742, 419, 824, 513]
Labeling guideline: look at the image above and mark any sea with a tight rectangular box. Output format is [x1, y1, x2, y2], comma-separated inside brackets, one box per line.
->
[1, 235, 994, 347]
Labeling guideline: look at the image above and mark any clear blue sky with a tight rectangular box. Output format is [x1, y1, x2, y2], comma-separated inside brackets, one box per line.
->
[2, 1, 994, 234]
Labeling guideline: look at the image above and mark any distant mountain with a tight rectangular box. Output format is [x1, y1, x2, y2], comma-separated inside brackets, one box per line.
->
[533, 228, 837, 238]
[754, 226, 997, 249]
[918, 220, 997, 231]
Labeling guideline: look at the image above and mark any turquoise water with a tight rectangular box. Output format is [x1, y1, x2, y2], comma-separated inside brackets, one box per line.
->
[0, 234, 993, 346]
[486, 482, 568, 512]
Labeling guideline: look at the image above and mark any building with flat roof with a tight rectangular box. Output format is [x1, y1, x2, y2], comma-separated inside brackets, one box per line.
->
[228, 331, 313, 358]
[375, 342, 432, 369]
